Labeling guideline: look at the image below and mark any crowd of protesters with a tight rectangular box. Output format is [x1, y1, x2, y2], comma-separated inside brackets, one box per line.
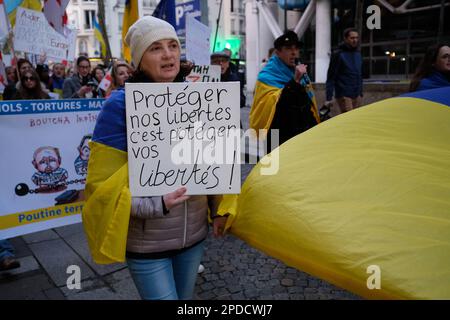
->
[0, 55, 136, 102]
[0, 21, 449, 302]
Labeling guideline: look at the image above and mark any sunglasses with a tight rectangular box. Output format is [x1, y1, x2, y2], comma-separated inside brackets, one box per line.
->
[24, 76, 37, 81]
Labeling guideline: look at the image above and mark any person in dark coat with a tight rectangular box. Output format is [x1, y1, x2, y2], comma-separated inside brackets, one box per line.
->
[211, 50, 246, 109]
[325, 28, 363, 113]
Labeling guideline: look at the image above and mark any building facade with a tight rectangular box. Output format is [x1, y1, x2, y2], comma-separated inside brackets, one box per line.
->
[66, 0, 158, 59]
[245, 0, 449, 92]
[207, 0, 247, 59]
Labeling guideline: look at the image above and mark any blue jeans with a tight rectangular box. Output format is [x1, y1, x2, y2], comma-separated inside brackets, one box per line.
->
[127, 241, 204, 300]
[0, 239, 15, 261]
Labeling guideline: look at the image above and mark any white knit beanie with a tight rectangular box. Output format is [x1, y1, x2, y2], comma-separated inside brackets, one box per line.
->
[125, 16, 180, 68]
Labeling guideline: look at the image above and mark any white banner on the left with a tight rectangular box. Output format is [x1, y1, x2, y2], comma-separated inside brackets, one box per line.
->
[0, 98, 104, 239]
[13, 7, 75, 62]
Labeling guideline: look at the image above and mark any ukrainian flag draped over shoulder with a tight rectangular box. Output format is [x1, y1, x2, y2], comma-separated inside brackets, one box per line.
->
[219, 87, 450, 299]
[83, 89, 132, 264]
[121, 0, 139, 64]
[249, 55, 318, 131]
[5, 0, 41, 27]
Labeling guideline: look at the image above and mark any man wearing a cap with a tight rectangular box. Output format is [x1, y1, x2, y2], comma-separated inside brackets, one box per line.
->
[249, 30, 320, 147]
[211, 50, 246, 108]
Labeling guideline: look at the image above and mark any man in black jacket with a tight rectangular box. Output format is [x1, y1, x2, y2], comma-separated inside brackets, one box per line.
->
[211, 50, 246, 109]
[325, 28, 363, 113]
[249, 31, 320, 148]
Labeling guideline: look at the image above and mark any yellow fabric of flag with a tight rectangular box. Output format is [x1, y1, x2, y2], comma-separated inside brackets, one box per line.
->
[121, 0, 139, 64]
[219, 96, 450, 299]
[8, 0, 42, 27]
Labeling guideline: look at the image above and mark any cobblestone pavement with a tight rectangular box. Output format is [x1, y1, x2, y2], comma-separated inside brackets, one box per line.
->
[194, 162, 359, 300]
[197, 233, 359, 300]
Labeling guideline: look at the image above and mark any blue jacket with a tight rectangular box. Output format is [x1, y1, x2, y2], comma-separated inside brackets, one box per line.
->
[326, 43, 363, 100]
[416, 70, 450, 91]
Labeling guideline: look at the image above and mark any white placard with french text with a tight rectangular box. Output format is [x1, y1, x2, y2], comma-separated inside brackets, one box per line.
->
[125, 82, 241, 196]
[14, 8, 72, 62]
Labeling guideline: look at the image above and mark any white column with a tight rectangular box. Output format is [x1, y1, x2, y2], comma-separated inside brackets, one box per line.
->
[315, 0, 331, 83]
[258, 0, 276, 70]
[245, 0, 259, 94]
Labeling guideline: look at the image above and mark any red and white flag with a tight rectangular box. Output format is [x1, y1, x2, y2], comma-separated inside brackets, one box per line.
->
[43, 0, 69, 35]
[0, 52, 7, 93]
[98, 68, 113, 92]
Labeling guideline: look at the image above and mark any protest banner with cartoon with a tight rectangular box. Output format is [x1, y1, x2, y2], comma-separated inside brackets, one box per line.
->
[0, 98, 103, 239]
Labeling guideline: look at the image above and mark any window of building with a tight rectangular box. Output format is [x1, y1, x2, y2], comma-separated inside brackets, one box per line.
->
[69, 11, 79, 29]
[325, 2, 450, 79]
[118, 12, 123, 31]
[231, 18, 235, 35]
[238, 1, 244, 14]
[79, 40, 88, 55]
[371, 59, 387, 76]
[239, 19, 245, 35]
[84, 10, 96, 30]
[143, 0, 158, 7]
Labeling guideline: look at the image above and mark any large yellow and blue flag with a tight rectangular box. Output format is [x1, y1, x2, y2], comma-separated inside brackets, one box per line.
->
[219, 87, 450, 299]
[121, 0, 139, 64]
[93, 17, 106, 57]
[4, 0, 41, 27]
[83, 88, 131, 264]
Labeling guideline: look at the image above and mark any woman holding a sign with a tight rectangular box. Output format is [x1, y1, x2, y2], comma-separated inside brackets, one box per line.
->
[83, 16, 227, 300]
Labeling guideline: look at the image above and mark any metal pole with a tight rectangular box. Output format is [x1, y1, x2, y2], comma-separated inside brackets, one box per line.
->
[315, 0, 331, 83]
[213, 0, 224, 52]
[438, 0, 445, 42]
[355, 0, 363, 38]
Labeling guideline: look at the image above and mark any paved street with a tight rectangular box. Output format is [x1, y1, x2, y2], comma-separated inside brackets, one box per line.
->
[0, 105, 359, 300]
[0, 211, 358, 300]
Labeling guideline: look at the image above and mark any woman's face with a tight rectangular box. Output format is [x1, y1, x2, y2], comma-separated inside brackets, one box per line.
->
[77, 60, 91, 77]
[116, 66, 130, 87]
[435, 46, 450, 74]
[139, 39, 180, 82]
[23, 72, 38, 89]
[19, 63, 32, 76]
[95, 69, 105, 82]
[6, 67, 17, 83]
